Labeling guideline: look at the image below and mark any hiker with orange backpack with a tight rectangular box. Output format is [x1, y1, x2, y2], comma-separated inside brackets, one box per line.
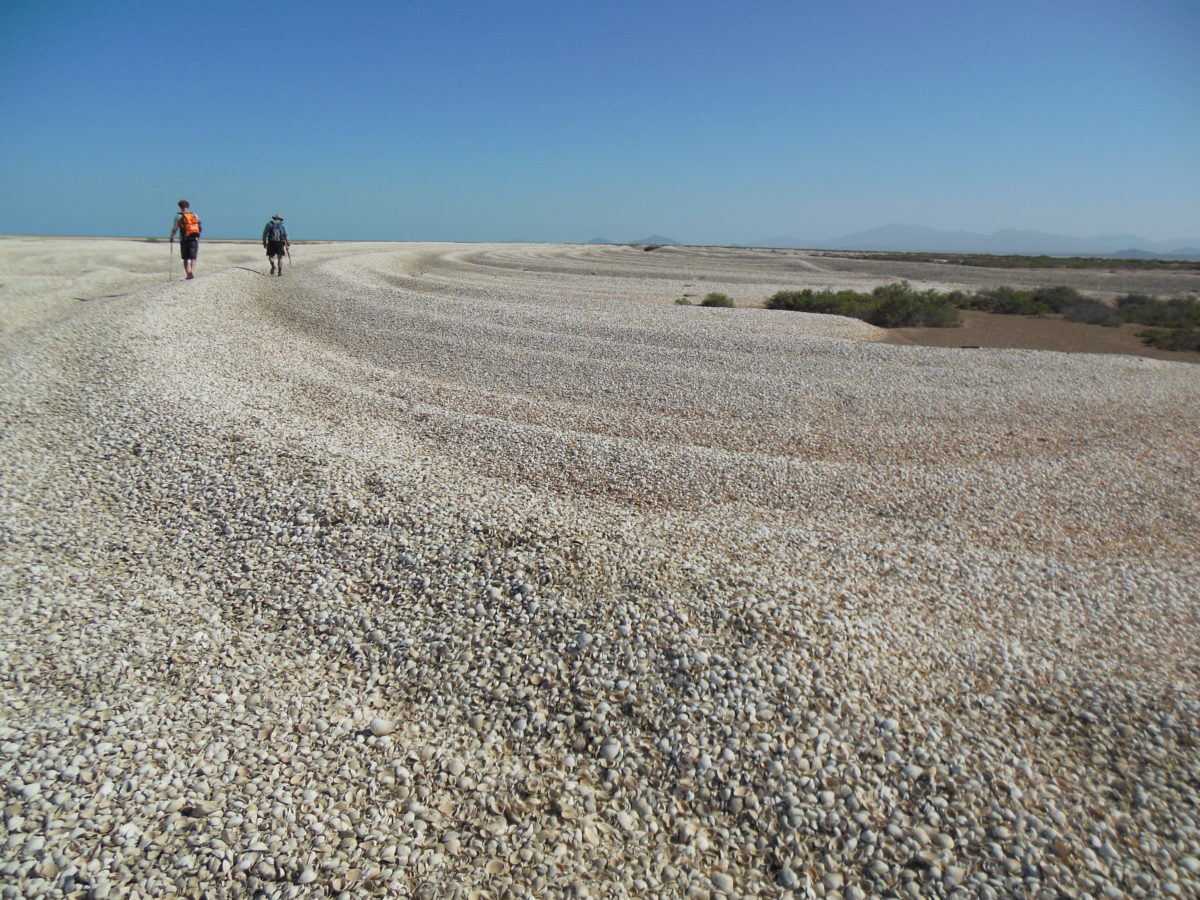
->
[169, 199, 201, 279]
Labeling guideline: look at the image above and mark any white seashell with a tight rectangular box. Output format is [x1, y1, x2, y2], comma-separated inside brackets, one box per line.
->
[369, 718, 395, 736]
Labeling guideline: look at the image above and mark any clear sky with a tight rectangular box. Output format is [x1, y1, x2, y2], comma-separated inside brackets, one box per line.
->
[2, 0, 1197, 243]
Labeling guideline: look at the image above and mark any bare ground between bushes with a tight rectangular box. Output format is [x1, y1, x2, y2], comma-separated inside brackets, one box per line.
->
[886, 309, 1200, 365]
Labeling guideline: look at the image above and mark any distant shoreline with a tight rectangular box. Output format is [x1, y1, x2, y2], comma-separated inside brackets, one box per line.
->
[5, 233, 1200, 266]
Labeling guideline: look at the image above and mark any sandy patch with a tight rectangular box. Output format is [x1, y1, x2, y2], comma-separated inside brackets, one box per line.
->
[888, 309, 1200, 364]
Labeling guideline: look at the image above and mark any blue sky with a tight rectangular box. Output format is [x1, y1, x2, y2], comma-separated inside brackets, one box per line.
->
[1, 0, 1197, 243]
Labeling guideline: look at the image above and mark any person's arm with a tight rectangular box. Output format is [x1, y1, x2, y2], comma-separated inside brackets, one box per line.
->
[169, 214, 180, 241]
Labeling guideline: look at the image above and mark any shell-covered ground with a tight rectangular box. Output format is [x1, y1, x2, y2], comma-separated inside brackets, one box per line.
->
[1, 237, 1198, 898]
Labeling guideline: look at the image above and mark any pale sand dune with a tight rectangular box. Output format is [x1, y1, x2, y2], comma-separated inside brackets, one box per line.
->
[2, 238, 1198, 897]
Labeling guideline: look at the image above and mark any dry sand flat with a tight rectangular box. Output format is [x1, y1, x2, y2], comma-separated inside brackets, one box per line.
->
[889, 310, 1200, 365]
[2, 237, 1199, 898]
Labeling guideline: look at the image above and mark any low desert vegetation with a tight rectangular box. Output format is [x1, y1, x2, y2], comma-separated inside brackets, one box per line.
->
[1118, 294, 1200, 350]
[958, 286, 1051, 316]
[1060, 299, 1124, 327]
[765, 282, 961, 328]
[963, 286, 1123, 326]
[765, 282, 1200, 349]
[869, 285, 963, 328]
[1116, 294, 1200, 328]
[677, 292, 735, 307]
[1137, 327, 1200, 351]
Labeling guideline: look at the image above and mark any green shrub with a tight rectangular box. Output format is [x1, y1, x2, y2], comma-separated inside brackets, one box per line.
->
[1032, 285, 1086, 313]
[964, 285, 1094, 317]
[700, 292, 734, 307]
[1115, 293, 1157, 310]
[1119, 294, 1200, 350]
[768, 279, 1200, 346]
[963, 287, 1049, 316]
[1119, 295, 1200, 329]
[867, 283, 962, 328]
[1137, 327, 1200, 351]
[767, 288, 876, 318]
[767, 282, 960, 328]
[674, 296, 693, 305]
[1061, 299, 1122, 326]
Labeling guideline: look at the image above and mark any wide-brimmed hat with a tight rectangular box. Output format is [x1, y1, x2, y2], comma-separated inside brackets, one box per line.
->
[272, 214, 284, 221]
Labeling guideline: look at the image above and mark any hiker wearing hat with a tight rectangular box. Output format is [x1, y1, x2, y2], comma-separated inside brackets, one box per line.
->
[262, 215, 290, 276]
[169, 200, 201, 279]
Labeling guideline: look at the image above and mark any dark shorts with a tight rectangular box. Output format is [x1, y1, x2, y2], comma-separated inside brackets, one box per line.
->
[179, 237, 199, 260]
[266, 241, 286, 257]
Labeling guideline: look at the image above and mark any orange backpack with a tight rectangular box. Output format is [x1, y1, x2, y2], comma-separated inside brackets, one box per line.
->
[179, 211, 200, 238]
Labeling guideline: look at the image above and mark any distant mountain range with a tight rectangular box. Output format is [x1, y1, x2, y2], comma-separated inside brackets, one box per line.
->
[744, 224, 1200, 259]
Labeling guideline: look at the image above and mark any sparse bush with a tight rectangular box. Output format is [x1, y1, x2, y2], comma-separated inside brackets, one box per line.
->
[867, 285, 962, 328]
[1118, 295, 1200, 329]
[1061, 298, 1122, 326]
[766, 280, 1198, 342]
[1115, 293, 1157, 310]
[963, 285, 1098, 317]
[1137, 327, 1200, 351]
[700, 292, 734, 308]
[767, 288, 876, 319]
[1032, 285, 1087, 313]
[674, 296, 693, 305]
[1119, 296, 1200, 351]
[767, 282, 960, 328]
[963, 287, 1049, 316]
